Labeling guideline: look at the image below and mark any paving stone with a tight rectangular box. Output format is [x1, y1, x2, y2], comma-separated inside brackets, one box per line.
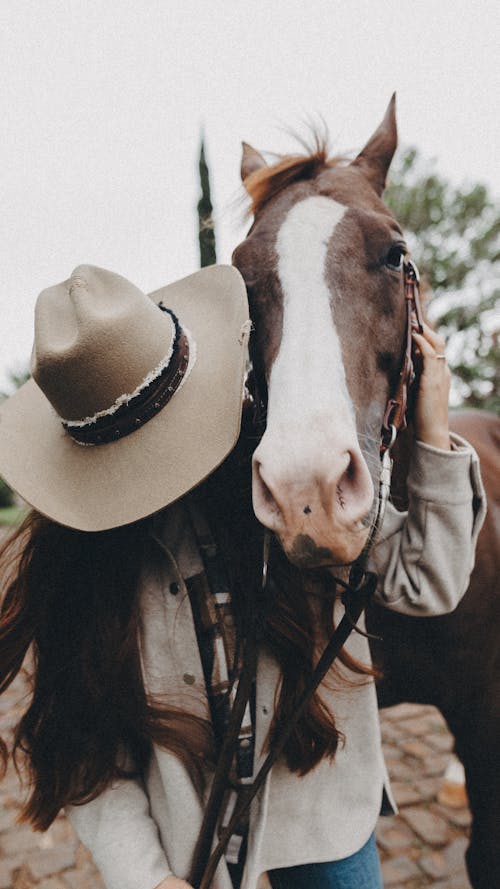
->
[419, 848, 448, 879]
[381, 722, 405, 743]
[382, 702, 426, 722]
[0, 808, 16, 833]
[423, 754, 450, 777]
[383, 742, 404, 760]
[380, 855, 422, 885]
[63, 869, 105, 889]
[433, 802, 472, 829]
[0, 765, 16, 786]
[437, 779, 468, 810]
[386, 758, 416, 781]
[376, 815, 417, 851]
[12, 866, 34, 889]
[401, 806, 450, 846]
[391, 781, 422, 807]
[37, 879, 68, 889]
[0, 826, 45, 857]
[25, 845, 77, 880]
[400, 738, 436, 760]
[397, 714, 443, 737]
[443, 837, 469, 874]
[74, 844, 97, 868]
[433, 876, 472, 889]
[413, 776, 440, 800]
[40, 820, 78, 852]
[0, 858, 23, 889]
[426, 731, 454, 753]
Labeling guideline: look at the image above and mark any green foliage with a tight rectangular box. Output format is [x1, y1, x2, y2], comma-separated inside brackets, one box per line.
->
[197, 139, 217, 268]
[436, 291, 499, 413]
[0, 367, 31, 402]
[386, 148, 499, 411]
[0, 478, 14, 508]
[0, 505, 26, 526]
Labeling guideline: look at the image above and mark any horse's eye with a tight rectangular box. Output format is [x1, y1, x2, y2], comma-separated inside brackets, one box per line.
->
[385, 245, 406, 271]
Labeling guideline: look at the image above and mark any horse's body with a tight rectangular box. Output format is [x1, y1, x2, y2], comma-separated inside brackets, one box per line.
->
[232, 99, 500, 888]
[368, 409, 500, 887]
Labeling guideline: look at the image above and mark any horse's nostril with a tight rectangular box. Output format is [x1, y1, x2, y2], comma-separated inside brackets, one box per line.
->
[259, 475, 274, 509]
[252, 457, 284, 532]
[346, 455, 356, 481]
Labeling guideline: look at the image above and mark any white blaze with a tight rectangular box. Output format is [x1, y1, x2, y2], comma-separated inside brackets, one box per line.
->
[270, 195, 355, 432]
[252, 194, 374, 557]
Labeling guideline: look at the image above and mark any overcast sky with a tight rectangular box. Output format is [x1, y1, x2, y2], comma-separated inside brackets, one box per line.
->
[2, 0, 499, 389]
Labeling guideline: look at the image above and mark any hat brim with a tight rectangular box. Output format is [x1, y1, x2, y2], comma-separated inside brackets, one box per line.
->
[0, 265, 250, 531]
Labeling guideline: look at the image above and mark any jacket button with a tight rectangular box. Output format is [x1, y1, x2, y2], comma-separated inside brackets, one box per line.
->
[170, 582, 180, 595]
[183, 673, 196, 685]
[262, 705, 269, 715]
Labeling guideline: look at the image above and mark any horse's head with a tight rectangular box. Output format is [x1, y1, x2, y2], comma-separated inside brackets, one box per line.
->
[233, 96, 409, 568]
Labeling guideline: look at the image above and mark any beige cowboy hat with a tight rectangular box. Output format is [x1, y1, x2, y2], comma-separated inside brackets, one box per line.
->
[0, 264, 250, 531]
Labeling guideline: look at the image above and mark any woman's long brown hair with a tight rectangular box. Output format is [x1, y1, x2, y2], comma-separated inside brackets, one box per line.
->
[0, 406, 372, 830]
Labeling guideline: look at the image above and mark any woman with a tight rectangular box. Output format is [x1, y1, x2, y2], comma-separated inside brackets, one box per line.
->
[0, 265, 485, 889]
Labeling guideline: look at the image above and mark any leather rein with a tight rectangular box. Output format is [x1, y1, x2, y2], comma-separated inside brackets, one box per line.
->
[189, 259, 424, 889]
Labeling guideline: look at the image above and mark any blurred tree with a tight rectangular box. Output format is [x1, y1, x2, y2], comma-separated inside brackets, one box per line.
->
[197, 139, 217, 268]
[0, 478, 13, 508]
[385, 148, 499, 412]
[0, 368, 30, 402]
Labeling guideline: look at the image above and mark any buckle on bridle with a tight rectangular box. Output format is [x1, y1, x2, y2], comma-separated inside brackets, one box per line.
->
[404, 257, 420, 285]
[381, 420, 398, 454]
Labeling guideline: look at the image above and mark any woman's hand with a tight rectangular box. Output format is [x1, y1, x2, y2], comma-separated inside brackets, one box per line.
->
[154, 878, 194, 889]
[411, 322, 451, 451]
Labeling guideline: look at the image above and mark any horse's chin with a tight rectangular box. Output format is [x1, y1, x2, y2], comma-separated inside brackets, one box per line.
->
[280, 526, 370, 570]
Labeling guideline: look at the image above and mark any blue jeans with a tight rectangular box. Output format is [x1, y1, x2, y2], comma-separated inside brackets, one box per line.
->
[267, 833, 383, 889]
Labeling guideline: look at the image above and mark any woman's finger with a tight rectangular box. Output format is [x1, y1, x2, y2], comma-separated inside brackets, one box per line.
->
[418, 322, 446, 353]
[412, 330, 442, 360]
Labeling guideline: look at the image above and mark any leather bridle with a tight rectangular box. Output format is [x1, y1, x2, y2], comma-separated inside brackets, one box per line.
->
[360, 258, 424, 549]
[382, 259, 424, 451]
[190, 258, 424, 889]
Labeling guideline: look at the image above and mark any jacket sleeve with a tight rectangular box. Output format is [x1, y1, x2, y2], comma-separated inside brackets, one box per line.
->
[372, 432, 486, 616]
[65, 774, 172, 889]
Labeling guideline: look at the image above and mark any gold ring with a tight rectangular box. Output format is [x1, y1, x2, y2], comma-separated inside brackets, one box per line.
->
[436, 354, 446, 360]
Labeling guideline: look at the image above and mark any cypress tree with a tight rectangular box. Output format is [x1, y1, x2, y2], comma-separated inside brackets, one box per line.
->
[198, 139, 217, 268]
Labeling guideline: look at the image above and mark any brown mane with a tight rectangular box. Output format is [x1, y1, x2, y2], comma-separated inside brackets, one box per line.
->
[244, 136, 345, 216]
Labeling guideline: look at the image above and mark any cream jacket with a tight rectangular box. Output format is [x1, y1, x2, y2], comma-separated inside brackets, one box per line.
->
[67, 435, 485, 889]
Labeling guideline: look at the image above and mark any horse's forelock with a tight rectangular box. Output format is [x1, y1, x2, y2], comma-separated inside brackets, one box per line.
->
[244, 135, 345, 216]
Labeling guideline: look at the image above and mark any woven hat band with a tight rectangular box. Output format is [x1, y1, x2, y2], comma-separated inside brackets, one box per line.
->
[62, 307, 193, 446]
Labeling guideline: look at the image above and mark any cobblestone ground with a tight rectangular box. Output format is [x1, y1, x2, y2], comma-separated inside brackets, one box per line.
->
[376, 704, 471, 888]
[0, 678, 472, 888]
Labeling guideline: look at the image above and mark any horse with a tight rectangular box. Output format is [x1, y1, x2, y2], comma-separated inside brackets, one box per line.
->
[231, 97, 500, 889]
[368, 409, 500, 888]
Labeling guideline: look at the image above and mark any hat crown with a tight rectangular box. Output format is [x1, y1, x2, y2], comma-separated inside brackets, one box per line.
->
[32, 265, 175, 421]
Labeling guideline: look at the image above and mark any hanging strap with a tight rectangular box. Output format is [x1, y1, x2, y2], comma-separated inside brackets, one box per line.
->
[189, 567, 377, 889]
[186, 498, 257, 886]
[188, 630, 257, 889]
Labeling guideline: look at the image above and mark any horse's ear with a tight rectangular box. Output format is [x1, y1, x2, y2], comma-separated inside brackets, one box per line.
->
[351, 94, 398, 194]
[241, 142, 267, 184]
